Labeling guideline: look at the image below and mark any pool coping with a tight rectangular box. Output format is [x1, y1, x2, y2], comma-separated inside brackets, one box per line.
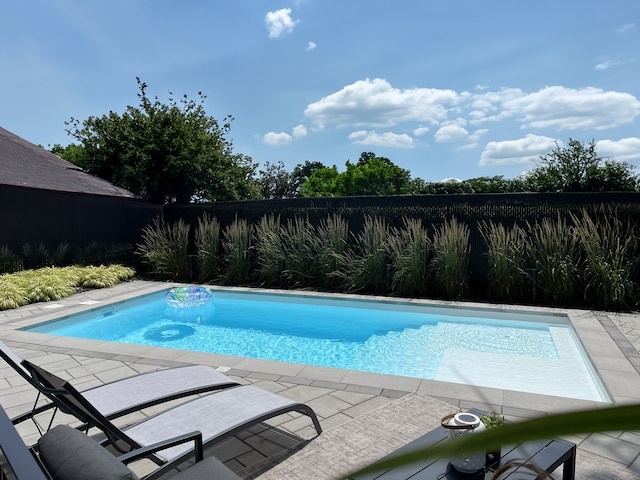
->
[1, 280, 639, 420]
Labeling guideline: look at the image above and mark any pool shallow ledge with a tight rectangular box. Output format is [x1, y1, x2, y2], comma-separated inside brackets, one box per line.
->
[5, 282, 640, 416]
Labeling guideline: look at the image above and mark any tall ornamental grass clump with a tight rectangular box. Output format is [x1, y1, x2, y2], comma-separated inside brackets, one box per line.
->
[430, 218, 470, 298]
[526, 215, 580, 306]
[388, 217, 430, 297]
[281, 216, 317, 287]
[136, 218, 190, 279]
[314, 214, 350, 289]
[195, 214, 221, 282]
[253, 214, 284, 286]
[0, 245, 21, 274]
[573, 208, 639, 310]
[339, 216, 390, 293]
[480, 221, 529, 301]
[221, 216, 252, 284]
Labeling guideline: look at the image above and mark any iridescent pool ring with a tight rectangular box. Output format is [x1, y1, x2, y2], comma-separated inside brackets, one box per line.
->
[164, 286, 214, 308]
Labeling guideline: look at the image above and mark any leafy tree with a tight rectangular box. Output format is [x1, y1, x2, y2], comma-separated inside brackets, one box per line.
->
[257, 161, 294, 199]
[299, 153, 411, 197]
[49, 143, 86, 168]
[299, 166, 341, 197]
[291, 161, 325, 193]
[63, 78, 259, 204]
[523, 139, 638, 192]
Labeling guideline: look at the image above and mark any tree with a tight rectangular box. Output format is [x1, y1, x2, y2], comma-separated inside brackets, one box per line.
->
[299, 166, 341, 197]
[49, 143, 86, 167]
[257, 161, 294, 199]
[523, 139, 638, 192]
[298, 154, 412, 197]
[63, 78, 259, 204]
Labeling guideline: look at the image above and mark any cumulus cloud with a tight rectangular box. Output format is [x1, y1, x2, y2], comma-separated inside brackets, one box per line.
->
[292, 124, 307, 138]
[479, 134, 558, 166]
[263, 131, 292, 146]
[348, 130, 414, 148]
[304, 78, 459, 129]
[306, 41, 316, 51]
[596, 137, 640, 162]
[413, 126, 430, 137]
[265, 8, 297, 39]
[435, 124, 469, 143]
[501, 86, 640, 131]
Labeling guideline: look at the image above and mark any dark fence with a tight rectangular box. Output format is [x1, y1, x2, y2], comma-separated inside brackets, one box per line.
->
[166, 192, 640, 290]
[0, 185, 161, 268]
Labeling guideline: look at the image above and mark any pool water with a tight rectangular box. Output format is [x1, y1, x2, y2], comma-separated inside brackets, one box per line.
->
[26, 288, 610, 402]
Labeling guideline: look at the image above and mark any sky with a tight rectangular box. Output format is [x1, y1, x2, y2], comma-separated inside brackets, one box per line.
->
[2, 1, 640, 182]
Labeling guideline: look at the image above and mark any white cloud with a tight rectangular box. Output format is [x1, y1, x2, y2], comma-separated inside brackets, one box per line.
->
[502, 86, 640, 131]
[596, 138, 640, 162]
[479, 134, 558, 166]
[306, 41, 316, 51]
[616, 23, 636, 34]
[435, 124, 468, 143]
[595, 59, 624, 70]
[263, 131, 292, 145]
[292, 124, 307, 138]
[348, 130, 414, 148]
[413, 126, 430, 137]
[265, 8, 297, 39]
[304, 78, 459, 129]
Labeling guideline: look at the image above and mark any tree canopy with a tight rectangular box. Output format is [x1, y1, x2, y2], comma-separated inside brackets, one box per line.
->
[299, 153, 412, 197]
[522, 139, 638, 192]
[62, 78, 259, 204]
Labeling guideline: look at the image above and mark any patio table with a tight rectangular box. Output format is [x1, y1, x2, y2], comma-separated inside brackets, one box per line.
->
[350, 409, 576, 480]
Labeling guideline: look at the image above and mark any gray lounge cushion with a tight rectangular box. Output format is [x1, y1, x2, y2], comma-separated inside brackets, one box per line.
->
[38, 425, 138, 480]
[38, 424, 241, 480]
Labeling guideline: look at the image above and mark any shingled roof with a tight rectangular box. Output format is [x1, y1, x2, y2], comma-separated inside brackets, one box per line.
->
[0, 127, 137, 198]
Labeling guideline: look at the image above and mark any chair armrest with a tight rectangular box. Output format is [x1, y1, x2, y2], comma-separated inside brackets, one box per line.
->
[117, 430, 204, 464]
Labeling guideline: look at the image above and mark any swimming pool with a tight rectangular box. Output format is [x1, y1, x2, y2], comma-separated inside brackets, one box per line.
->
[26, 287, 610, 402]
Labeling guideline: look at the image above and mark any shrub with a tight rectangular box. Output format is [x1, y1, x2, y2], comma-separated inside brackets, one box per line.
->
[480, 221, 529, 301]
[388, 217, 430, 297]
[195, 213, 221, 282]
[0, 277, 28, 310]
[430, 218, 470, 298]
[136, 218, 190, 279]
[221, 216, 252, 284]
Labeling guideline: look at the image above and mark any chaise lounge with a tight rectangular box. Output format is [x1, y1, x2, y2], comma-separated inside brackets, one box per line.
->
[22, 358, 322, 480]
[0, 339, 239, 424]
[0, 401, 241, 480]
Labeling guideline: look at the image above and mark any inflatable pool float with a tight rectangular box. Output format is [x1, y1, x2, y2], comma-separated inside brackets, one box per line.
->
[165, 286, 214, 308]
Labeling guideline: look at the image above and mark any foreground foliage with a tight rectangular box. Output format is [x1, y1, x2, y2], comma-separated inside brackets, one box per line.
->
[0, 266, 135, 310]
[348, 404, 640, 479]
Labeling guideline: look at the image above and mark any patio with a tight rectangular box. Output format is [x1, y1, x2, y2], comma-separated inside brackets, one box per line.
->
[1, 280, 639, 479]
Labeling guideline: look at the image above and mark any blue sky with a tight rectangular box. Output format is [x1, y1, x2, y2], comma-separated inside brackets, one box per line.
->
[2, 1, 640, 182]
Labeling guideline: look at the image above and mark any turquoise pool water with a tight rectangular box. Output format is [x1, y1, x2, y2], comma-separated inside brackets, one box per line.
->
[26, 288, 610, 402]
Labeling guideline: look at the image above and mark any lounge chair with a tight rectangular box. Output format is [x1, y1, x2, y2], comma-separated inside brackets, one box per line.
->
[23, 359, 322, 480]
[0, 401, 241, 480]
[0, 339, 239, 423]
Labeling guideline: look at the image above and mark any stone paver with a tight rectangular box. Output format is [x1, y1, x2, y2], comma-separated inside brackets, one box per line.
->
[0, 280, 639, 478]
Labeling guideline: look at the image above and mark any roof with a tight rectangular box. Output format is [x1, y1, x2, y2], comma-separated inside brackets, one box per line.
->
[0, 127, 138, 198]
